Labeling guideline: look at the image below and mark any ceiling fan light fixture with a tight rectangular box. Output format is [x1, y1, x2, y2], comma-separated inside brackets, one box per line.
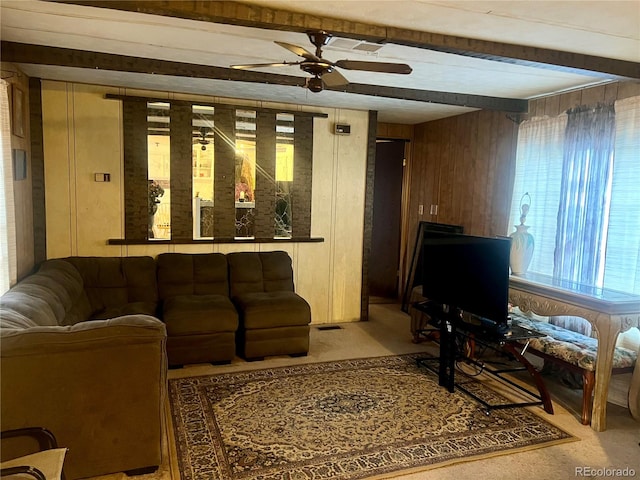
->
[306, 30, 332, 48]
[307, 76, 324, 93]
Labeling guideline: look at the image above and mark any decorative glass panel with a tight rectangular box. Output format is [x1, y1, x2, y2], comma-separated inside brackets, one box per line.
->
[147, 101, 170, 239]
[192, 105, 215, 238]
[124, 98, 316, 243]
[235, 109, 256, 238]
[275, 113, 294, 238]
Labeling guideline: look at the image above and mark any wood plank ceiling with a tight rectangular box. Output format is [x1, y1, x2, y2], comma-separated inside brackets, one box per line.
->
[2, 0, 638, 123]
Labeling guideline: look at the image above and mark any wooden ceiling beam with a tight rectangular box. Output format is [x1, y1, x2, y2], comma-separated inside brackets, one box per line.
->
[1, 41, 528, 112]
[56, 0, 640, 80]
[334, 83, 527, 113]
[1, 41, 304, 86]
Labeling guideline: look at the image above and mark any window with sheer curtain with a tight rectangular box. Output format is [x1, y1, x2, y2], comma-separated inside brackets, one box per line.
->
[0, 80, 17, 294]
[509, 96, 640, 296]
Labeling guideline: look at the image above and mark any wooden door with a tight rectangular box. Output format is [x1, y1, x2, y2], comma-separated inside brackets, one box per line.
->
[369, 140, 405, 299]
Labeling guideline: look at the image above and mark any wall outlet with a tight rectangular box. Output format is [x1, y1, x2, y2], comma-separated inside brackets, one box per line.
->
[418, 204, 424, 215]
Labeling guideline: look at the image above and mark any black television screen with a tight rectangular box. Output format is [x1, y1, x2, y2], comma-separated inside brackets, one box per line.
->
[422, 232, 511, 325]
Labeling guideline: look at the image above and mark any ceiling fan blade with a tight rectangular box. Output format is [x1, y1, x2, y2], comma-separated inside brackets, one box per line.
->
[334, 60, 412, 74]
[275, 41, 321, 62]
[231, 61, 300, 69]
[322, 69, 349, 88]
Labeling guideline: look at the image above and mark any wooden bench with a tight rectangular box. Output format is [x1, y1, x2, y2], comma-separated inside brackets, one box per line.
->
[506, 311, 637, 425]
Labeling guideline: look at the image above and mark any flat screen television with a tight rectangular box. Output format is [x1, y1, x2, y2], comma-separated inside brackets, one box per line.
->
[422, 231, 511, 332]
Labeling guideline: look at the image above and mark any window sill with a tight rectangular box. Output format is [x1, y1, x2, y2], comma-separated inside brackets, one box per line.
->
[107, 237, 324, 245]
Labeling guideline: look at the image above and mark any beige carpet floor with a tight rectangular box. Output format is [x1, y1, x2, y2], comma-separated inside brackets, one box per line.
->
[90, 303, 640, 480]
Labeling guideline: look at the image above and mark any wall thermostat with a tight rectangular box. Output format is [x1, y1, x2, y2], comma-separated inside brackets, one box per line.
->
[334, 124, 351, 135]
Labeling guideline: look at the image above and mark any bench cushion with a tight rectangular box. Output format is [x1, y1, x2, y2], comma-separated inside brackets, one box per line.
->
[511, 313, 637, 371]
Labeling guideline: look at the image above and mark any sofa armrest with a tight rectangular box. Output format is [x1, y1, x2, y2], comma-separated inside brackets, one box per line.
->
[0, 315, 166, 355]
[0, 315, 167, 479]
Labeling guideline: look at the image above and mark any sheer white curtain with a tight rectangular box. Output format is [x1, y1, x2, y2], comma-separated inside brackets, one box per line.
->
[510, 97, 640, 295]
[509, 114, 567, 276]
[603, 96, 640, 294]
[554, 104, 616, 286]
[0, 80, 17, 294]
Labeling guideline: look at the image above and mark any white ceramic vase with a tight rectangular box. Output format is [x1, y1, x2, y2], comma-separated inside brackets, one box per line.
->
[509, 224, 534, 275]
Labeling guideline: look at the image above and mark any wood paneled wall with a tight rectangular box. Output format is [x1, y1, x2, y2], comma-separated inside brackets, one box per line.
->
[407, 110, 519, 247]
[529, 81, 640, 118]
[400, 80, 640, 300]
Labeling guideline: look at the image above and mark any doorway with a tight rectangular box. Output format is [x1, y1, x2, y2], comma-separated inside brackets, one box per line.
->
[368, 139, 406, 302]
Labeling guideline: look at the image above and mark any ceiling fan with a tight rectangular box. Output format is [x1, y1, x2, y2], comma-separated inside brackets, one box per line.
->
[194, 126, 212, 150]
[231, 30, 412, 92]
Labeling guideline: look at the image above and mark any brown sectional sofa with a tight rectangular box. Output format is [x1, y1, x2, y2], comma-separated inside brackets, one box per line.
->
[0, 257, 166, 480]
[0, 250, 311, 478]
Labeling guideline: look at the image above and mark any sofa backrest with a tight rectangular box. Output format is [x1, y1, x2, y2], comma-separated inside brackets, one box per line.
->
[0, 259, 92, 328]
[63, 256, 157, 314]
[157, 253, 229, 299]
[228, 251, 295, 297]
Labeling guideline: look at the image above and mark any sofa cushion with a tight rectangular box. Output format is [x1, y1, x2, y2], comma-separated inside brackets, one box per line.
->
[233, 291, 311, 329]
[157, 253, 229, 299]
[163, 295, 238, 336]
[0, 259, 92, 327]
[261, 251, 296, 292]
[91, 301, 158, 320]
[0, 288, 59, 327]
[228, 252, 264, 296]
[64, 256, 157, 315]
[228, 251, 296, 296]
[25, 260, 92, 324]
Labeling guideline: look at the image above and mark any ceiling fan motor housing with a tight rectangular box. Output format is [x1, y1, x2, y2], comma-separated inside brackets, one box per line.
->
[300, 62, 333, 76]
[301, 62, 334, 92]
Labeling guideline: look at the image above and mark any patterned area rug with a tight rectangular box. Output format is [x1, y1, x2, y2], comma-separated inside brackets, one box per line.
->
[168, 354, 575, 480]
